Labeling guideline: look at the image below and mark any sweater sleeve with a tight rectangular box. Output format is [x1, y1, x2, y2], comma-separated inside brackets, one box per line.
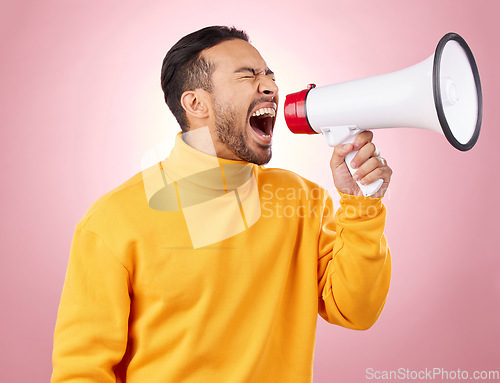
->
[317, 192, 391, 330]
[51, 224, 131, 382]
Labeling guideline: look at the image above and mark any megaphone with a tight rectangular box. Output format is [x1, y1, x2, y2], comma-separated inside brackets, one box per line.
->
[284, 32, 482, 197]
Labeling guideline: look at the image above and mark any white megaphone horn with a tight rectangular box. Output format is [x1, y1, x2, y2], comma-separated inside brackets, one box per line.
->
[284, 32, 482, 197]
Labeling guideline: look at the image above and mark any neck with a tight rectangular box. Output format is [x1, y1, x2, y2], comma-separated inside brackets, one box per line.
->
[182, 126, 219, 157]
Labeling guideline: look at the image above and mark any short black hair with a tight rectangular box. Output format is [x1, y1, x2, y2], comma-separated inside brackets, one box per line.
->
[160, 26, 250, 131]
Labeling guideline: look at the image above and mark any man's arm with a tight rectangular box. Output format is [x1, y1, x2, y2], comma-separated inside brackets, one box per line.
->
[51, 224, 131, 382]
[317, 192, 391, 330]
[317, 132, 392, 329]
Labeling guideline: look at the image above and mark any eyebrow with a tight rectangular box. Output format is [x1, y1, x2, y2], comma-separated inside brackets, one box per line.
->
[235, 67, 274, 76]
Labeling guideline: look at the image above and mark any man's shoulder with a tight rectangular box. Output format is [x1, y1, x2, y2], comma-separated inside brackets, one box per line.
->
[79, 167, 150, 230]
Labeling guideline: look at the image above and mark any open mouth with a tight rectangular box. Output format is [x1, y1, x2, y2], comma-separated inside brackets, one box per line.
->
[249, 107, 276, 141]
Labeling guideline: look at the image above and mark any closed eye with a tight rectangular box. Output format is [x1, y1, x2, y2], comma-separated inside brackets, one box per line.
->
[235, 66, 274, 80]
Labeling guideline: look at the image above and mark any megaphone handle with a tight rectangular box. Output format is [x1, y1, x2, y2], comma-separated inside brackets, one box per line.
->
[345, 149, 384, 197]
[320, 126, 383, 197]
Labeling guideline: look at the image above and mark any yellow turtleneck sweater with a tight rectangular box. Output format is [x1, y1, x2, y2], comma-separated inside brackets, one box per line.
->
[52, 133, 391, 382]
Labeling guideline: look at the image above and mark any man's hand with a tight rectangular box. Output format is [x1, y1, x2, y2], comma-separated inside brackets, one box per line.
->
[330, 131, 392, 198]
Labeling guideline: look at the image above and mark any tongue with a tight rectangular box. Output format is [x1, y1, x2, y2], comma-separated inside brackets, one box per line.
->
[251, 125, 266, 136]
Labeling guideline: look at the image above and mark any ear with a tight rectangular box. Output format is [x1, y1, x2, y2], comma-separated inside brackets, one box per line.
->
[180, 90, 211, 120]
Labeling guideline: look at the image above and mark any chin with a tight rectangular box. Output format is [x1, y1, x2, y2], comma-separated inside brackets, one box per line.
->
[249, 145, 272, 165]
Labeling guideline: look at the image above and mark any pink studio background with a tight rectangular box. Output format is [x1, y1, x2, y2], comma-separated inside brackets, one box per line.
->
[1, 0, 499, 381]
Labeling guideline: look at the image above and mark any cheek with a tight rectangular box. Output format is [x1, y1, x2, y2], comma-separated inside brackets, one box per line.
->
[213, 88, 254, 123]
[230, 103, 251, 125]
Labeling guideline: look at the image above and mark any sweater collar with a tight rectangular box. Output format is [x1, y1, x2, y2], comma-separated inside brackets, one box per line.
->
[161, 131, 256, 192]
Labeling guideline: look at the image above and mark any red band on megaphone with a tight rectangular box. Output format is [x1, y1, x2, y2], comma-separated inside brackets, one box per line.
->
[284, 84, 317, 134]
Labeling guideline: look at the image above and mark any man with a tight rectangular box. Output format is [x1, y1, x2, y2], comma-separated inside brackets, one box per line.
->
[52, 26, 392, 382]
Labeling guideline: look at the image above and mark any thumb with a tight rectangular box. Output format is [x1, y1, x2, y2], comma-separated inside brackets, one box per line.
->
[330, 143, 354, 171]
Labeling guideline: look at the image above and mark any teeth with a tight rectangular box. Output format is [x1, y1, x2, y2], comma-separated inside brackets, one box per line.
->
[252, 107, 276, 118]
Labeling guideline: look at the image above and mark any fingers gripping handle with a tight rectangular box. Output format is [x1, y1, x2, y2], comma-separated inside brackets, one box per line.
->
[320, 126, 383, 197]
[345, 148, 384, 197]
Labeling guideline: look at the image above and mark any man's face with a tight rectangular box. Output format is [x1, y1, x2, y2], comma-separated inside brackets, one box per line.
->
[202, 39, 279, 165]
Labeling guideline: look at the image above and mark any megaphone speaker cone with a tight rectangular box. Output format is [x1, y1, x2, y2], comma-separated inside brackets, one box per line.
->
[433, 32, 482, 151]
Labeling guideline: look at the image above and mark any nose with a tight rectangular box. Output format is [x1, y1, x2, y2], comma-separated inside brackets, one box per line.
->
[258, 76, 279, 97]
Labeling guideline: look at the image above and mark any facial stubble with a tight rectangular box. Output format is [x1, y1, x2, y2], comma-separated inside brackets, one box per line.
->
[213, 100, 272, 165]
